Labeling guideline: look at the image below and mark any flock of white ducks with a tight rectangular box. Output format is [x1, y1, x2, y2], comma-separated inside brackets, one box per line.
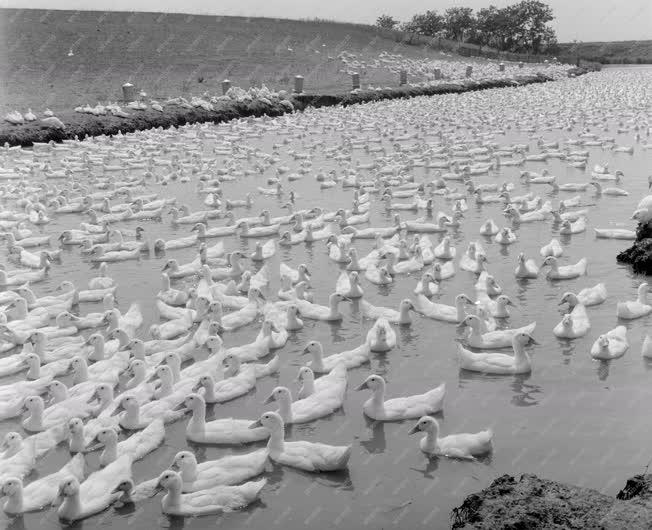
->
[0, 67, 649, 525]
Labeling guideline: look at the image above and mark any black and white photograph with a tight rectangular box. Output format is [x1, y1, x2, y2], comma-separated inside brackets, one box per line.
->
[0, 0, 650, 528]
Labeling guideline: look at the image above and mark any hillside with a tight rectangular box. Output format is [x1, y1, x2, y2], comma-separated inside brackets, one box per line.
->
[0, 8, 484, 116]
[557, 40, 652, 64]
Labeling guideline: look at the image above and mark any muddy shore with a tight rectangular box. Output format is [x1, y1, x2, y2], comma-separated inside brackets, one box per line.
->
[451, 473, 652, 529]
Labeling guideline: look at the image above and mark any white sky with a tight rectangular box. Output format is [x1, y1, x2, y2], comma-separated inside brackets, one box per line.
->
[4, 0, 651, 42]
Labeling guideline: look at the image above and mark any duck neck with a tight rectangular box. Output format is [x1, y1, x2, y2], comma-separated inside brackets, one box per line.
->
[73, 361, 88, 385]
[158, 374, 174, 396]
[116, 330, 130, 349]
[422, 430, 438, 453]
[638, 288, 648, 304]
[95, 389, 114, 414]
[69, 429, 85, 453]
[266, 427, 285, 456]
[456, 299, 467, 321]
[101, 436, 118, 464]
[329, 297, 340, 316]
[59, 491, 82, 519]
[122, 406, 140, 428]
[371, 384, 386, 410]
[169, 363, 181, 383]
[512, 340, 530, 367]
[468, 321, 482, 339]
[90, 339, 105, 361]
[189, 404, 206, 432]
[202, 381, 217, 402]
[277, 396, 293, 423]
[3, 488, 23, 513]
[180, 462, 197, 483]
[26, 361, 40, 379]
[309, 350, 324, 373]
[25, 404, 44, 431]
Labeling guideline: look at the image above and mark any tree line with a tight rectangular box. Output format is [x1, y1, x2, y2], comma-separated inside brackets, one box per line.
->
[376, 1, 558, 55]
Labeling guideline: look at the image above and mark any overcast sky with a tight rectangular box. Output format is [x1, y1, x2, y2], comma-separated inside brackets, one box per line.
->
[5, 0, 651, 42]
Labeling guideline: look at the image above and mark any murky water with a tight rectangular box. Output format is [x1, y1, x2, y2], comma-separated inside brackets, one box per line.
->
[1, 67, 651, 530]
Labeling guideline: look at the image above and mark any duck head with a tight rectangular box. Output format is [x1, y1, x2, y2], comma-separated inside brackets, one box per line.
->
[408, 415, 439, 435]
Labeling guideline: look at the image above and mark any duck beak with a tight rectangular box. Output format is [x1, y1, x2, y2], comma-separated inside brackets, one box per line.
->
[455, 320, 468, 329]
[355, 381, 368, 391]
[301, 346, 310, 355]
[258, 292, 266, 301]
[248, 419, 263, 430]
[110, 484, 124, 495]
[86, 391, 98, 404]
[527, 335, 539, 345]
[263, 394, 274, 405]
[169, 461, 180, 471]
[191, 381, 201, 392]
[172, 402, 188, 412]
[109, 404, 123, 416]
[407, 424, 420, 435]
[506, 299, 515, 306]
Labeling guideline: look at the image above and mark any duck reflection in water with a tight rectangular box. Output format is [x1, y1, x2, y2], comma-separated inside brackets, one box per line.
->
[596, 360, 611, 381]
[510, 374, 541, 407]
[360, 418, 388, 454]
[458, 371, 540, 407]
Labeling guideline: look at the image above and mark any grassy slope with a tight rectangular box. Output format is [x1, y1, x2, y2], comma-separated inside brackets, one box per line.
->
[557, 40, 652, 63]
[0, 8, 477, 116]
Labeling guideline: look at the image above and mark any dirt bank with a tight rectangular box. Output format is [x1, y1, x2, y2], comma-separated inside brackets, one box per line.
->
[451, 473, 652, 529]
[0, 74, 559, 148]
[616, 221, 652, 274]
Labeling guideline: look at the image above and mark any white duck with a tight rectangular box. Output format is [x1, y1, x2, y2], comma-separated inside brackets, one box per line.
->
[539, 238, 563, 258]
[514, 252, 539, 279]
[542, 256, 587, 280]
[365, 317, 397, 352]
[590, 326, 629, 360]
[408, 416, 493, 460]
[301, 340, 370, 372]
[575, 284, 608, 307]
[296, 293, 350, 321]
[249, 411, 351, 471]
[415, 293, 473, 323]
[184, 394, 269, 444]
[335, 271, 364, 299]
[616, 283, 652, 319]
[355, 374, 445, 421]
[1, 453, 85, 514]
[86, 419, 165, 466]
[169, 449, 268, 491]
[264, 381, 346, 424]
[457, 332, 537, 374]
[54, 455, 132, 522]
[458, 315, 536, 349]
[150, 470, 265, 516]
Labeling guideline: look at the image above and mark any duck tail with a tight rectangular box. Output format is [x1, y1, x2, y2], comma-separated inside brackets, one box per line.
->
[239, 478, 267, 504]
[337, 445, 353, 468]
